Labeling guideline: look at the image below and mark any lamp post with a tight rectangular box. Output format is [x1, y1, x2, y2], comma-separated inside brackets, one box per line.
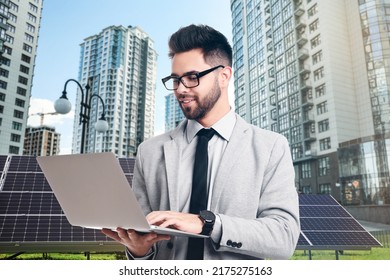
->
[54, 77, 108, 154]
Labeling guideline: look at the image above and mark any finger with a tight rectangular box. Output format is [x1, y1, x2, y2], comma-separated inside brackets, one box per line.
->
[147, 211, 176, 225]
[101, 229, 121, 242]
[153, 234, 171, 242]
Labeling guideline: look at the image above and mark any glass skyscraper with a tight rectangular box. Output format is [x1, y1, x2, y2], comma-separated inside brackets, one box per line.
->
[164, 92, 185, 132]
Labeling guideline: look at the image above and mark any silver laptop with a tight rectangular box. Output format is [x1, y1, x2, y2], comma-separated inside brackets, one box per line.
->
[37, 152, 208, 238]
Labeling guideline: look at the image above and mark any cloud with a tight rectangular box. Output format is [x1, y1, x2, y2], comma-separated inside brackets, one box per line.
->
[27, 98, 74, 127]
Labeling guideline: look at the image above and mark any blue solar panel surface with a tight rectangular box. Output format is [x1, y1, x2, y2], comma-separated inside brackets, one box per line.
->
[0, 155, 382, 253]
[297, 194, 382, 250]
[0, 155, 135, 252]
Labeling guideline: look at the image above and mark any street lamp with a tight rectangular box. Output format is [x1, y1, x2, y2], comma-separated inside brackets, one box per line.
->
[54, 77, 108, 154]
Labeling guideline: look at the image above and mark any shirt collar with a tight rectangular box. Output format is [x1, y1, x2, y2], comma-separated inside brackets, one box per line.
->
[186, 109, 237, 143]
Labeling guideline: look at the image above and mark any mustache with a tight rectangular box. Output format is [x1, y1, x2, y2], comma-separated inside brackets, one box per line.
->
[177, 94, 196, 99]
[177, 94, 198, 102]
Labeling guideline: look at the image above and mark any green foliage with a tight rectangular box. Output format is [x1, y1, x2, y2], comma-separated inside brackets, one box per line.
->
[292, 247, 390, 260]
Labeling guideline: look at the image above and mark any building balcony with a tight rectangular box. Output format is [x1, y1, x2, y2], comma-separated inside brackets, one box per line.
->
[270, 95, 276, 106]
[298, 48, 309, 61]
[299, 63, 311, 76]
[304, 132, 316, 142]
[302, 113, 315, 123]
[297, 33, 308, 47]
[300, 80, 312, 91]
[294, 1, 305, 17]
[304, 149, 317, 157]
[295, 18, 306, 30]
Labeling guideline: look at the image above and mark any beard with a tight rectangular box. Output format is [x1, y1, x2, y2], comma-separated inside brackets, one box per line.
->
[178, 81, 221, 121]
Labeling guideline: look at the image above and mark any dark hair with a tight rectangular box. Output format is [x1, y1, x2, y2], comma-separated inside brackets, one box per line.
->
[168, 24, 232, 67]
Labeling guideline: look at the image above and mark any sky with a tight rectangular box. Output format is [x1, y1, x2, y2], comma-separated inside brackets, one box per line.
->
[28, 0, 233, 154]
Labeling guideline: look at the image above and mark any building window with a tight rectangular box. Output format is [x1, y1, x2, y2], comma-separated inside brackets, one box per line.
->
[20, 65, 30, 74]
[312, 50, 322, 64]
[318, 119, 329, 132]
[28, 13, 37, 23]
[7, 13, 17, 23]
[12, 121, 22, 131]
[29, 3, 38, 13]
[9, 2, 18, 12]
[23, 43, 33, 53]
[301, 162, 312, 178]
[308, 4, 318, 18]
[302, 185, 312, 194]
[21, 54, 31, 63]
[18, 76, 28, 85]
[315, 84, 326, 97]
[24, 33, 34, 43]
[318, 157, 330, 176]
[9, 145, 19, 154]
[309, 19, 319, 33]
[311, 35, 321, 49]
[319, 183, 331, 194]
[10, 133, 21, 143]
[26, 23, 35, 33]
[290, 109, 301, 126]
[15, 98, 25, 108]
[7, 24, 16, 33]
[0, 68, 9, 78]
[17, 87, 27, 96]
[319, 137, 331, 151]
[292, 143, 303, 160]
[291, 126, 302, 143]
[5, 35, 14, 44]
[314, 67, 324, 81]
[317, 101, 328, 115]
[13, 110, 24, 119]
[0, 80, 7, 89]
[0, 57, 10, 66]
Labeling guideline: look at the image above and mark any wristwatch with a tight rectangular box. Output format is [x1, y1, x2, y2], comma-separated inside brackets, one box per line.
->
[199, 210, 216, 236]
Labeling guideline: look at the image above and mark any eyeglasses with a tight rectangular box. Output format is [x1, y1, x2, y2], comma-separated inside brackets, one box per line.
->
[162, 65, 224, 90]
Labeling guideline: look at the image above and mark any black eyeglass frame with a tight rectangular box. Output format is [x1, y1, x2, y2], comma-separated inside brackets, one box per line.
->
[162, 65, 225, 90]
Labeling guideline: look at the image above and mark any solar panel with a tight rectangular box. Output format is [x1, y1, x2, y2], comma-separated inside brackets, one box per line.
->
[297, 194, 382, 251]
[0, 155, 383, 255]
[0, 155, 136, 253]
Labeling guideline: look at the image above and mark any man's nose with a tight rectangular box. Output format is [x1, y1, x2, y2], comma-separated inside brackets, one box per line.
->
[175, 80, 188, 93]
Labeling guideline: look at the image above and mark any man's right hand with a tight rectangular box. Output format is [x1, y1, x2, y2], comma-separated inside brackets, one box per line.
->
[101, 228, 170, 257]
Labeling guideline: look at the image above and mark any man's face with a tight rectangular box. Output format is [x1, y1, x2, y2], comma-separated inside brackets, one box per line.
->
[171, 49, 222, 121]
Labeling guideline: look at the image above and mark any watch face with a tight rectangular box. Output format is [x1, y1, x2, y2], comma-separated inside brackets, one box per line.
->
[200, 210, 215, 222]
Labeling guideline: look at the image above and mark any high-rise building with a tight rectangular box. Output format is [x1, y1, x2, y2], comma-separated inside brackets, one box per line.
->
[72, 25, 157, 157]
[165, 92, 184, 131]
[24, 125, 60, 156]
[0, 0, 43, 155]
[230, 0, 390, 205]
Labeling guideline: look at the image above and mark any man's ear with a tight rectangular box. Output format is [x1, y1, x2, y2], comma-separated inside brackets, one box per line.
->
[219, 66, 233, 89]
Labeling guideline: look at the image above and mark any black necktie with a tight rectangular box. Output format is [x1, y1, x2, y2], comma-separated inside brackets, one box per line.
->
[187, 128, 216, 260]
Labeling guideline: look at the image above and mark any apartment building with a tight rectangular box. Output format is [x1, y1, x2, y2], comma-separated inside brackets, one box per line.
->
[0, 0, 43, 155]
[24, 125, 60, 156]
[72, 25, 157, 157]
[230, 0, 390, 205]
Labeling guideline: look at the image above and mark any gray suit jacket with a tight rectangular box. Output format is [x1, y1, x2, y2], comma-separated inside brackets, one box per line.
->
[132, 114, 300, 260]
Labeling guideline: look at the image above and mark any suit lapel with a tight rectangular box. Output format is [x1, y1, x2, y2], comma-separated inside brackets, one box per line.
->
[163, 120, 187, 212]
[210, 117, 251, 211]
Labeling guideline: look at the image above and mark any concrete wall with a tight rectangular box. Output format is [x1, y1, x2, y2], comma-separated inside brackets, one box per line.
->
[346, 205, 390, 225]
